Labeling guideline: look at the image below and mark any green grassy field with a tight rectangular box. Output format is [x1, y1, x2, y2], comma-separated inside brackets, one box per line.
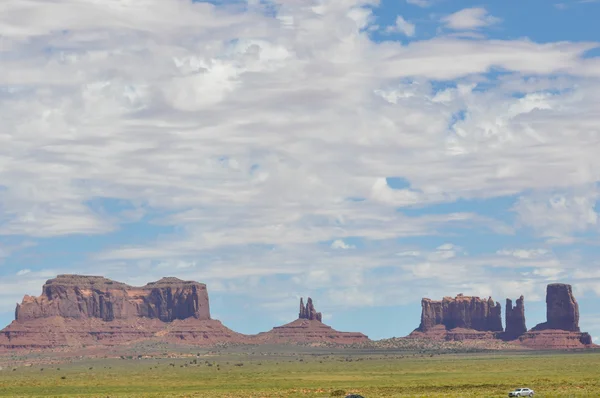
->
[0, 349, 599, 397]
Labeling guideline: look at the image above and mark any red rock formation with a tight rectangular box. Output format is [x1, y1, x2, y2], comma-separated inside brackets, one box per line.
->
[504, 296, 527, 340]
[257, 297, 367, 345]
[531, 284, 580, 332]
[299, 297, 322, 322]
[520, 284, 593, 349]
[256, 319, 368, 345]
[417, 294, 503, 333]
[0, 275, 246, 349]
[15, 275, 210, 322]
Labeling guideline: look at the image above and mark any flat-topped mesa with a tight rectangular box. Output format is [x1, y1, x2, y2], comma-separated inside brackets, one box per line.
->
[418, 294, 503, 333]
[504, 296, 527, 340]
[15, 275, 210, 322]
[531, 283, 580, 332]
[299, 297, 322, 322]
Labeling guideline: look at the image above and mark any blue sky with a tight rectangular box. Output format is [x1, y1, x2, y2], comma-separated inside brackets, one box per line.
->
[0, 0, 600, 341]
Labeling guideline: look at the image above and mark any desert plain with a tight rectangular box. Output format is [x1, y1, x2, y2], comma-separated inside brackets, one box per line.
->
[1, 342, 599, 397]
[0, 275, 598, 397]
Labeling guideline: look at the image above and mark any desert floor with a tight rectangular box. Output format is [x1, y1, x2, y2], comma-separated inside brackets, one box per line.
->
[0, 344, 598, 397]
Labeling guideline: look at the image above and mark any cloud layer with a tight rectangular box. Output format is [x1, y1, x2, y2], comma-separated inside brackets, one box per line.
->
[0, 0, 600, 336]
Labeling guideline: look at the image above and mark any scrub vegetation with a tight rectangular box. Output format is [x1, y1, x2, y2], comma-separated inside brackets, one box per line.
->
[0, 347, 598, 397]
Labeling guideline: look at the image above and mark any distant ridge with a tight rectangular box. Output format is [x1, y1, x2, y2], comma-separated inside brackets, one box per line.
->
[0, 276, 595, 351]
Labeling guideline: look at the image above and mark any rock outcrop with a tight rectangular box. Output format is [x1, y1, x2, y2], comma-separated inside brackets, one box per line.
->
[519, 284, 592, 349]
[504, 296, 527, 340]
[299, 297, 322, 322]
[14, 275, 210, 322]
[257, 297, 368, 345]
[416, 294, 503, 333]
[531, 284, 580, 332]
[409, 285, 595, 349]
[1, 275, 245, 349]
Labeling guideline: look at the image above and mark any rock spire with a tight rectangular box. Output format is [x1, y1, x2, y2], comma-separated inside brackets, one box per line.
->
[298, 297, 322, 322]
[504, 296, 526, 339]
[531, 283, 580, 332]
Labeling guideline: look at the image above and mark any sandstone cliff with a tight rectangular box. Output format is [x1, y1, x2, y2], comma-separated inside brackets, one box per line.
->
[15, 275, 210, 322]
[0, 275, 249, 349]
[520, 283, 592, 349]
[531, 284, 580, 332]
[417, 294, 503, 333]
[504, 296, 526, 340]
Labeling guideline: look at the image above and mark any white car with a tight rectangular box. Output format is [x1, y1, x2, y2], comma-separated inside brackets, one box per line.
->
[508, 387, 534, 397]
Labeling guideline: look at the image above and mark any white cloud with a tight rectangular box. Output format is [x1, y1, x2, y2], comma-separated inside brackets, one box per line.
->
[0, 0, 599, 328]
[385, 16, 416, 37]
[441, 7, 501, 30]
[406, 0, 433, 7]
[331, 239, 355, 249]
[497, 249, 549, 259]
[16, 269, 31, 276]
[532, 267, 564, 280]
[513, 189, 599, 243]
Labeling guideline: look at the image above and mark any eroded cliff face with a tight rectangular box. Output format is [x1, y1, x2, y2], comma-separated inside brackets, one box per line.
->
[532, 284, 580, 332]
[15, 275, 210, 322]
[418, 294, 503, 332]
[504, 296, 527, 340]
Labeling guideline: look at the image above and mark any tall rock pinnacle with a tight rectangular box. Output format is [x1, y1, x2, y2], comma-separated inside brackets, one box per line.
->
[299, 297, 306, 319]
[298, 297, 322, 322]
[532, 283, 580, 332]
[505, 296, 527, 339]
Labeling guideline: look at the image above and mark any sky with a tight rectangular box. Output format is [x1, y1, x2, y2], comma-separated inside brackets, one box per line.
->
[0, 0, 599, 341]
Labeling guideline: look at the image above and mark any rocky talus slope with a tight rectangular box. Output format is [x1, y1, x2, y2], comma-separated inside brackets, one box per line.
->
[255, 297, 368, 345]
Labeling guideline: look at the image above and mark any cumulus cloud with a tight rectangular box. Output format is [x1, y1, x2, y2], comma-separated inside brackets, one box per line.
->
[385, 16, 416, 37]
[441, 7, 501, 30]
[331, 239, 355, 249]
[513, 189, 599, 243]
[0, 0, 599, 324]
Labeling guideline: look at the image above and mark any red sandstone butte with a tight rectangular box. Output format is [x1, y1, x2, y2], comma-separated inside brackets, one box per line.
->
[409, 294, 503, 341]
[256, 297, 368, 345]
[519, 284, 593, 349]
[0, 275, 246, 349]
